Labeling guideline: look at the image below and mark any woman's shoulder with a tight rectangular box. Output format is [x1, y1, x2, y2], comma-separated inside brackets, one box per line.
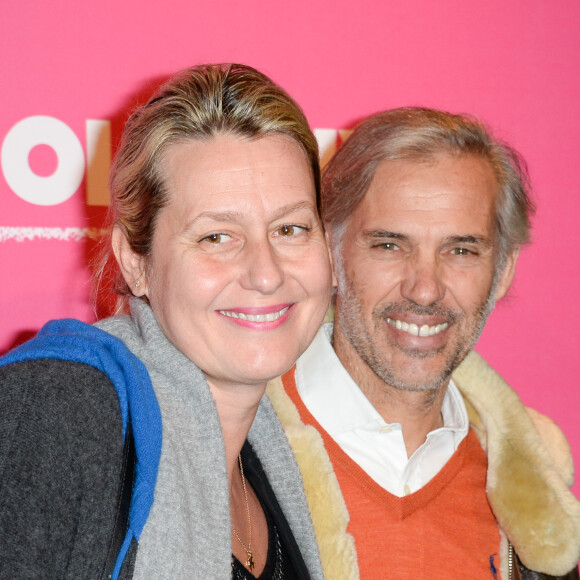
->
[0, 358, 125, 477]
[0, 356, 122, 428]
[0, 358, 127, 578]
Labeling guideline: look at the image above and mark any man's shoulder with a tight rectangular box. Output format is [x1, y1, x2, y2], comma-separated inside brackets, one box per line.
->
[453, 351, 580, 574]
[453, 351, 572, 472]
[525, 406, 574, 485]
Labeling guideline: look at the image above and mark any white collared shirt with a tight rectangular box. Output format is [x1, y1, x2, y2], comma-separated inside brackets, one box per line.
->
[295, 323, 470, 497]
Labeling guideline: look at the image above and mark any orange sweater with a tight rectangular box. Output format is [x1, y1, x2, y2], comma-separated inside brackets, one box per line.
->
[282, 369, 501, 579]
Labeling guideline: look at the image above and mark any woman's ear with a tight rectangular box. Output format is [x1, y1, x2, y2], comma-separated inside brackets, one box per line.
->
[111, 225, 148, 297]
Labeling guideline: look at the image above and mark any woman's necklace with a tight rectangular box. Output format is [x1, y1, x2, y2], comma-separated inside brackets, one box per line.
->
[232, 454, 254, 571]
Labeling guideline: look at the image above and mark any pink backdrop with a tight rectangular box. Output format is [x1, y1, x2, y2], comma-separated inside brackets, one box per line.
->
[2, 1, 579, 496]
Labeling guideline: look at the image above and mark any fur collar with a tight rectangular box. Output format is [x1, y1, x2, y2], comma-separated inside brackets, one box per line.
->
[266, 376, 360, 579]
[454, 351, 580, 576]
[267, 350, 580, 578]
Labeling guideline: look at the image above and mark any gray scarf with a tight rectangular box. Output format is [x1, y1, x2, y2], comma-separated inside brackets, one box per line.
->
[96, 298, 323, 579]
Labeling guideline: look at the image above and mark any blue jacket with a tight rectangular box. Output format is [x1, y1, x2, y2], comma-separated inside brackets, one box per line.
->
[0, 319, 162, 579]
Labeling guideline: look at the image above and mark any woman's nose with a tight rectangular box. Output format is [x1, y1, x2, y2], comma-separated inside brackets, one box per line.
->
[239, 238, 285, 294]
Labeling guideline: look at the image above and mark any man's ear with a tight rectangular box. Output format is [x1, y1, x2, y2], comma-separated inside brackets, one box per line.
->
[111, 225, 148, 297]
[494, 247, 520, 301]
[325, 229, 338, 288]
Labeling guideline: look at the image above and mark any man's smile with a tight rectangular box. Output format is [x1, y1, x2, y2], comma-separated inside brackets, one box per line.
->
[386, 317, 450, 337]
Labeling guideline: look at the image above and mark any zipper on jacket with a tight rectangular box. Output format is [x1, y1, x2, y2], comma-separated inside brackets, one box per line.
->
[508, 543, 514, 580]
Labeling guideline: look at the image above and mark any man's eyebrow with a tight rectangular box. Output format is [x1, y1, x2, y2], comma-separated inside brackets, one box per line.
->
[444, 235, 493, 248]
[362, 230, 408, 241]
[360, 231, 493, 248]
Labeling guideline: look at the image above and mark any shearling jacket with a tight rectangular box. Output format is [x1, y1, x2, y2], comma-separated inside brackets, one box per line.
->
[266, 350, 580, 579]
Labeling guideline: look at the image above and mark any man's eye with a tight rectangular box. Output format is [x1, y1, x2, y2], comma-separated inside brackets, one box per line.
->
[451, 247, 472, 256]
[377, 242, 399, 251]
[201, 233, 230, 244]
[276, 224, 307, 236]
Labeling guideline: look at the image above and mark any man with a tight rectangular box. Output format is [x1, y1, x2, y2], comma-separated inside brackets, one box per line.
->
[267, 108, 580, 579]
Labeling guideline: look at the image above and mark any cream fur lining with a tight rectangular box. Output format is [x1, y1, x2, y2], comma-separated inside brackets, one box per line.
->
[268, 351, 580, 578]
[455, 351, 580, 576]
[267, 377, 359, 579]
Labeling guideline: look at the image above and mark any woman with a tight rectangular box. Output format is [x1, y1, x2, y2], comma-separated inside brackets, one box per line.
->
[0, 64, 332, 579]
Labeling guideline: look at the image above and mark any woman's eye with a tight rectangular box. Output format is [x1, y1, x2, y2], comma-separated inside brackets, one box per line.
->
[201, 233, 230, 244]
[276, 224, 307, 236]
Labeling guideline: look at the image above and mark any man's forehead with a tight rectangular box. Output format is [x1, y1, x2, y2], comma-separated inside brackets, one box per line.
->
[345, 153, 499, 237]
[365, 153, 496, 202]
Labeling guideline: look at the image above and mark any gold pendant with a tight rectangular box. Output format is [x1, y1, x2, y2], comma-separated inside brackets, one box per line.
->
[246, 552, 254, 571]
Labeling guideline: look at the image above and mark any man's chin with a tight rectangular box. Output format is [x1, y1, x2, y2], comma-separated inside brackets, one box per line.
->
[392, 339, 471, 376]
[381, 354, 455, 392]
[386, 371, 451, 393]
[393, 342, 448, 360]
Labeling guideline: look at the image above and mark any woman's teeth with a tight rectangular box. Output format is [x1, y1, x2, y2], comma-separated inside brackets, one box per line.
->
[219, 306, 290, 322]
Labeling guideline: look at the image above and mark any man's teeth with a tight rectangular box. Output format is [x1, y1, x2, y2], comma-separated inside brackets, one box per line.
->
[386, 318, 449, 337]
[219, 306, 290, 322]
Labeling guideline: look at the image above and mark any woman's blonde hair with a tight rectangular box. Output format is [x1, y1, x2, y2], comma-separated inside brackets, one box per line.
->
[96, 63, 319, 312]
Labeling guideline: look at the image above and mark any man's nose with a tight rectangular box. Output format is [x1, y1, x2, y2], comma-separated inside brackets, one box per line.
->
[239, 237, 285, 295]
[399, 254, 445, 306]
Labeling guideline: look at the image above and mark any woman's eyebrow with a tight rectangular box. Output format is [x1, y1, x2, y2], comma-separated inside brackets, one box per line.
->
[269, 201, 317, 221]
[182, 201, 317, 233]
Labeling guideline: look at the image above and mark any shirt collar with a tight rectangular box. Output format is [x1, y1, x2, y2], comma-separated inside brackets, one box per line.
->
[295, 322, 469, 438]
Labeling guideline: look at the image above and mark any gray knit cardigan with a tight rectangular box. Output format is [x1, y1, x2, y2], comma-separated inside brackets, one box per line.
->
[96, 299, 324, 579]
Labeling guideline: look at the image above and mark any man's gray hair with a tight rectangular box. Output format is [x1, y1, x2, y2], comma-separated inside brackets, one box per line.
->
[322, 107, 534, 267]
